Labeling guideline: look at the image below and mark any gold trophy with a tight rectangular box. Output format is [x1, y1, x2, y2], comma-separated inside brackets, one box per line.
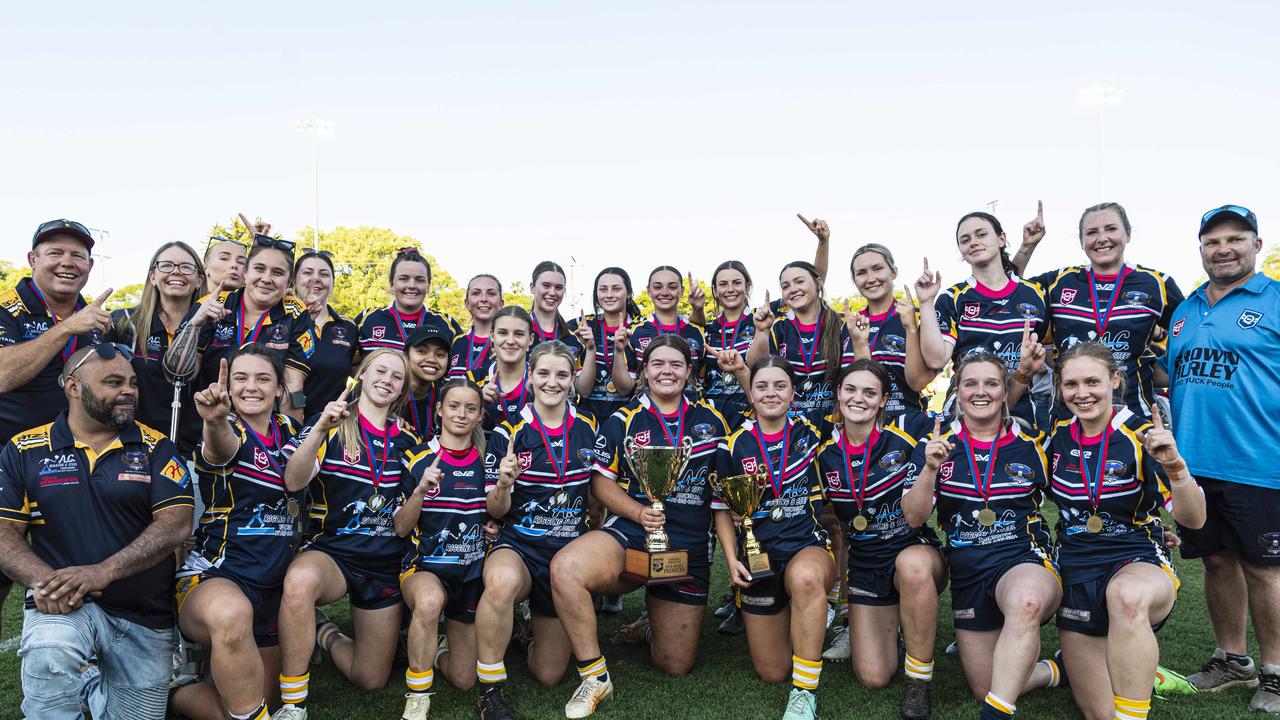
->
[708, 470, 775, 582]
[620, 436, 694, 585]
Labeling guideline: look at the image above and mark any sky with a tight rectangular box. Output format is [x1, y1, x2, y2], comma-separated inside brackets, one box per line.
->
[1, 1, 1276, 311]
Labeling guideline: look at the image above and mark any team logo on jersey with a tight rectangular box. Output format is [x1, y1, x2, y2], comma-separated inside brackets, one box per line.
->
[938, 460, 954, 482]
[693, 423, 715, 438]
[344, 445, 361, 465]
[1103, 460, 1128, 483]
[578, 448, 594, 462]
[796, 436, 810, 452]
[1238, 309, 1264, 330]
[878, 450, 905, 469]
[123, 450, 148, 471]
[423, 481, 442, 499]
[880, 334, 906, 353]
[1259, 532, 1280, 556]
[372, 326, 386, 340]
[1017, 303, 1040, 319]
[638, 337, 652, 350]
[777, 343, 788, 357]
[253, 447, 271, 471]
[1005, 462, 1035, 484]
[1059, 288, 1077, 304]
[1171, 318, 1185, 336]
[634, 430, 651, 446]
[517, 451, 533, 471]
[962, 303, 981, 320]
[451, 354, 461, 366]
[1122, 290, 1150, 305]
[824, 471, 841, 490]
[741, 457, 759, 473]
[1052, 452, 1061, 472]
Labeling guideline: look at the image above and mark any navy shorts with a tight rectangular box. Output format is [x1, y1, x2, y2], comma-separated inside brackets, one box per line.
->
[1057, 556, 1177, 637]
[492, 538, 560, 618]
[602, 525, 710, 606]
[322, 551, 402, 610]
[176, 562, 282, 648]
[1180, 477, 1280, 567]
[738, 546, 833, 617]
[847, 535, 944, 607]
[949, 549, 1059, 632]
[401, 566, 483, 624]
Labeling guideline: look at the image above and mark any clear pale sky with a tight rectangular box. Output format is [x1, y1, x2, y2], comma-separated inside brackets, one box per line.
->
[2, 2, 1275, 310]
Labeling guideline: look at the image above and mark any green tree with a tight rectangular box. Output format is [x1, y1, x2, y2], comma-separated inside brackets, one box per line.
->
[105, 283, 145, 311]
[0, 260, 30, 290]
[1263, 244, 1280, 281]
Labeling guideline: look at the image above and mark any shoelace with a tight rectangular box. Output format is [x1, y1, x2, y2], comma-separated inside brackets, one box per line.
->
[1261, 674, 1280, 693]
[1198, 657, 1230, 675]
[787, 690, 812, 714]
[570, 678, 605, 705]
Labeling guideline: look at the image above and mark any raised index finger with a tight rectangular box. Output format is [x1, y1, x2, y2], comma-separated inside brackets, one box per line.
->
[92, 288, 113, 307]
[217, 358, 228, 386]
[933, 416, 942, 438]
[1036, 200, 1044, 223]
[1151, 405, 1165, 431]
[1022, 317, 1032, 342]
[430, 453, 442, 469]
[796, 213, 811, 228]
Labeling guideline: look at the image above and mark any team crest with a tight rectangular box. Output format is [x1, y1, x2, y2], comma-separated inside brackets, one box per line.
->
[344, 445, 361, 465]
[372, 326, 386, 340]
[634, 430, 651, 446]
[1238, 309, 1264, 330]
[741, 457, 759, 473]
[1017, 303, 1040, 318]
[253, 447, 271, 471]
[123, 450, 148, 471]
[638, 336, 652, 350]
[824, 471, 841, 490]
[517, 451, 534, 471]
[693, 423, 715, 438]
[938, 461, 955, 482]
[578, 448, 594, 462]
[424, 482, 442, 499]
[1059, 288, 1077, 304]
[962, 303, 981, 320]
[1052, 452, 1061, 472]
[1171, 318, 1185, 336]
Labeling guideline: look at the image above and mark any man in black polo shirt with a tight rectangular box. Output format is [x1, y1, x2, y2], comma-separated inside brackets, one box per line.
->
[0, 343, 193, 719]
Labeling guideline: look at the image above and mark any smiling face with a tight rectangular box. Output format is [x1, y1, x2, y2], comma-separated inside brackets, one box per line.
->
[713, 268, 749, 313]
[391, 260, 430, 313]
[70, 355, 138, 429]
[956, 360, 1006, 425]
[837, 370, 886, 426]
[533, 270, 565, 314]
[244, 248, 292, 310]
[851, 251, 896, 304]
[359, 353, 408, 409]
[438, 385, 482, 439]
[956, 217, 1006, 269]
[1059, 354, 1118, 426]
[408, 342, 450, 384]
[778, 267, 819, 312]
[150, 245, 201, 302]
[229, 353, 283, 418]
[28, 237, 92, 302]
[643, 346, 690, 400]
[596, 273, 629, 316]
[205, 240, 246, 290]
[1079, 209, 1130, 270]
[1200, 218, 1261, 286]
[466, 276, 504, 324]
[293, 256, 333, 308]
[492, 315, 532, 364]
[750, 366, 795, 422]
[530, 354, 574, 406]
[648, 270, 682, 315]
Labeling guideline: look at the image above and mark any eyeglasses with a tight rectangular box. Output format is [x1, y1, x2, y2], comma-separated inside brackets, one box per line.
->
[301, 248, 333, 259]
[153, 260, 200, 276]
[206, 235, 248, 251]
[253, 234, 296, 255]
[66, 342, 135, 379]
[1201, 205, 1254, 223]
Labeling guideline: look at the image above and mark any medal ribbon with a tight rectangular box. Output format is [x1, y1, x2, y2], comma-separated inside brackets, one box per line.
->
[466, 331, 491, 372]
[494, 366, 528, 413]
[531, 405, 570, 480]
[720, 315, 741, 351]
[789, 310, 823, 373]
[1086, 266, 1133, 336]
[243, 418, 286, 484]
[236, 296, 269, 347]
[841, 426, 878, 512]
[866, 305, 897, 356]
[959, 420, 999, 504]
[361, 421, 393, 494]
[647, 398, 687, 447]
[600, 322, 616, 373]
[1075, 422, 1110, 514]
[388, 304, 421, 344]
[28, 281, 84, 361]
[408, 383, 436, 435]
[752, 421, 792, 499]
[651, 315, 682, 337]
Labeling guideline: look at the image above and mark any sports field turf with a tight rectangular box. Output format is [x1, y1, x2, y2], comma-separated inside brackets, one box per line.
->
[0, 507, 1264, 719]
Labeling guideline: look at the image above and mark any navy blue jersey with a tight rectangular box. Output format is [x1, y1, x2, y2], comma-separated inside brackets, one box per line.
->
[355, 305, 461, 357]
[404, 380, 443, 440]
[190, 414, 304, 589]
[402, 441, 491, 583]
[905, 419, 1053, 583]
[1032, 265, 1184, 418]
[303, 309, 359, 418]
[486, 405, 598, 550]
[529, 315, 575, 349]
[285, 416, 420, 575]
[106, 305, 198, 451]
[817, 413, 935, 564]
[478, 363, 530, 433]
[767, 308, 855, 427]
[565, 315, 636, 425]
[0, 278, 101, 444]
[703, 312, 756, 426]
[448, 330, 493, 381]
[593, 395, 728, 561]
[188, 289, 317, 390]
[0, 416, 193, 628]
[629, 316, 707, 399]
[716, 418, 828, 562]
[934, 277, 1049, 424]
[1044, 408, 1173, 580]
[859, 306, 927, 415]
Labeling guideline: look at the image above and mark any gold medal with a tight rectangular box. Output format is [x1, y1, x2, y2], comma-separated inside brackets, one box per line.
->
[1086, 513, 1104, 534]
[977, 507, 997, 526]
[852, 514, 869, 532]
[286, 498, 301, 518]
[368, 493, 388, 512]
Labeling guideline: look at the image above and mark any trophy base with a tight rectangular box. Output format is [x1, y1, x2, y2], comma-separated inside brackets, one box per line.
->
[741, 551, 775, 584]
[621, 548, 692, 586]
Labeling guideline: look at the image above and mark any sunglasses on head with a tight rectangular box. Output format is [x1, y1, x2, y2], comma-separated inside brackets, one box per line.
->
[207, 235, 248, 252]
[301, 248, 333, 259]
[253, 234, 296, 255]
[1201, 205, 1254, 224]
[66, 342, 135, 379]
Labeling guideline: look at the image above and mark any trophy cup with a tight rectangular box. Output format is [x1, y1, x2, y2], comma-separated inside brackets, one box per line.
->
[708, 470, 775, 582]
[620, 436, 694, 585]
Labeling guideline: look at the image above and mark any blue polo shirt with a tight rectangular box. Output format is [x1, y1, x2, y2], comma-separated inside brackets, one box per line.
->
[1168, 273, 1280, 489]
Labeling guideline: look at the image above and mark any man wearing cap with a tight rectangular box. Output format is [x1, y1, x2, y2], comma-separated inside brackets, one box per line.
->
[1167, 205, 1280, 712]
[0, 219, 113, 626]
[0, 343, 194, 719]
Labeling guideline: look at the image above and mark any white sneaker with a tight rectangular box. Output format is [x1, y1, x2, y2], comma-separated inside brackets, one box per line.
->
[402, 692, 433, 720]
[822, 625, 851, 662]
[825, 603, 836, 629]
[275, 705, 308, 720]
[564, 675, 613, 718]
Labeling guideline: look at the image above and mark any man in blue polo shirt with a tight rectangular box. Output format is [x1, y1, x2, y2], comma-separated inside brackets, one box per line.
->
[1168, 204, 1280, 712]
[0, 343, 193, 719]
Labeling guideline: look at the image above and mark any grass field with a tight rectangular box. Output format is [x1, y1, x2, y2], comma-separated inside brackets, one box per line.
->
[0, 509, 1265, 719]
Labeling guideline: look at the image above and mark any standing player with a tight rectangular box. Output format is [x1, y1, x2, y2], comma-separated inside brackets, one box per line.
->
[1046, 342, 1206, 720]
[901, 352, 1063, 720]
[1168, 205, 1280, 712]
[716, 357, 834, 720]
[529, 261, 575, 346]
[293, 249, 359, 418]
[474, 342, 598, 719]
[621, 267, 707, 398]
[703, 260, 758, 431]
[356, 247, 461, 355]
[203, 235, 247, 294]
[479, 307, 534, 433]
[450, 274, 505, 380]
[569, 267, 642, 427]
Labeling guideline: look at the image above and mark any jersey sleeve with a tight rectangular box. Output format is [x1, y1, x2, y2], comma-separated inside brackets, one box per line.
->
[1160, 276, 1186, 329]
[933, 291, 959, 341]
[195, 422, 245, 470]
[485, 425, 512, 493]
[0, 443, 31, 523]
[150, 437, 195, 513]
[0, 305, 21, 348]
[591, 411, 627, 483]
[286, 312, 317, 376]
[903, 438, 936, 504]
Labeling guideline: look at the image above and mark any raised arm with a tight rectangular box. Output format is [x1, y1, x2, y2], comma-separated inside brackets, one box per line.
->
[0, 289, 112, 393]
[914, 260, 952, 371]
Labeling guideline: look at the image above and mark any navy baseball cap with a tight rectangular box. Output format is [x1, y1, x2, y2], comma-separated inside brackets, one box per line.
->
[32, 219, 95, 250]
[406, 325, 451, 350]
[1199, 205, 1259, 236]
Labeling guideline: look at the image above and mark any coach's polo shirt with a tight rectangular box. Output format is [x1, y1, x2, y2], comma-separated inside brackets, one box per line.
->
[0, 414, 194, 628]
[1168, 273, 1280, 489]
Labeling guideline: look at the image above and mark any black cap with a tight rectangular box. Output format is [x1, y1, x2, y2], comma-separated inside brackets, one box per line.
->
[406, 324, 452, 350]
[32, 219, 95, 250]
[1200, 205, 1259, 236]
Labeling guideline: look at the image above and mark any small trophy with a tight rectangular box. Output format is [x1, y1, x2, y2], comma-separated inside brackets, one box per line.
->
[708, 470, 775, 582]
[620, 436, 694, 585]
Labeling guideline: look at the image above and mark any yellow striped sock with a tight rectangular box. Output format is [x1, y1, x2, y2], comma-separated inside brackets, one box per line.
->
[985, 692, 1016, 714]
[477, 660, 507, 685]
[577, 656, 608, 680]
[1040, 657, 1061, 688]
[792, 655, 822, 691]
[904, 654, 934, 682]
[316, 621, 341, 652]
[1114, 695, 1151, 720]
[279, 672, 309, 706]
[229, 701, 269, 720]
[406, 667, 434, 693]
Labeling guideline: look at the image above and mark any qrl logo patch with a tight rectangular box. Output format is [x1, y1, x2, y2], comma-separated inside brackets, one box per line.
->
[824, 471, 841, 490]
[1171, 318, 1185, 336]
[938, 460, 955, 482]
[634, 430, 651, 446]
[1059, 288, 1077, 304]
[372, 326, 386, 340]
[253, 447, 270, 471]
[344, 446, 361, 465]
[424, 482, 441, 499]
[517, 451, 533, 471]
[1238, 309, 1264, 330]
[962, 303, 981, 320]
[741, 457, 759, 473]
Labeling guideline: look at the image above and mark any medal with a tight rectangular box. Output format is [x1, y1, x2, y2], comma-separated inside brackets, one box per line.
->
[1086, 513, 1104, 534]
[977, 507, 997, 526]
[286, 498, 301, 518]
[531, 404, 571, 480]
[362, 420, 394, 510]
[841, 423, 880, 535]
[1087, 266, 1133, 337]
[770, 505, 785, 522]
[752, 420, 792, 501]
[790, 311, 823, 374]
[368, 493, 388, 512]
[852, 514, 869, 531]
